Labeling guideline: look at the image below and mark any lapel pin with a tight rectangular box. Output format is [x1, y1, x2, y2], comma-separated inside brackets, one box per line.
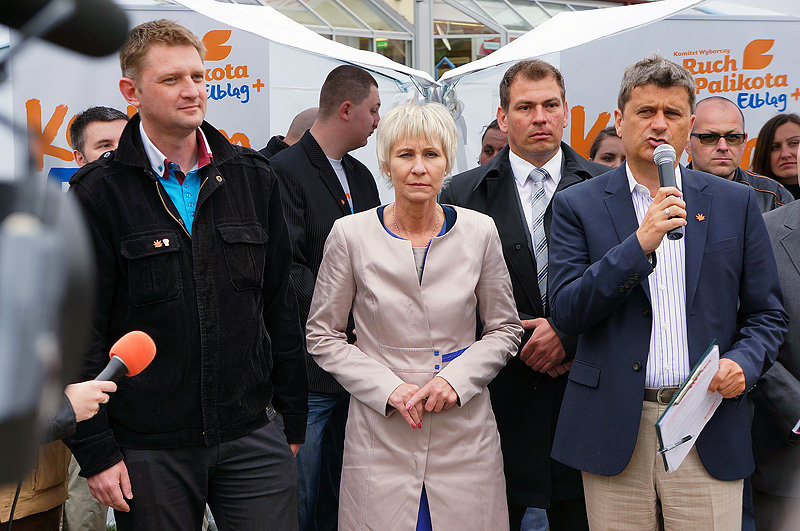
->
[696, 213, 706, 222]
[340, 199, 345, 205]
[162, 238, 170, 247]
[153, 240, 163, 248]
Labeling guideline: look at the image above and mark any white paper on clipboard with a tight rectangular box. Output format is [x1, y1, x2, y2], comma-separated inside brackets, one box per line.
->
[655, 344, 724, 473]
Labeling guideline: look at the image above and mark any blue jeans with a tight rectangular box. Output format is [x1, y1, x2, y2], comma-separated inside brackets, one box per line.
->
[296, 392, 349, 531]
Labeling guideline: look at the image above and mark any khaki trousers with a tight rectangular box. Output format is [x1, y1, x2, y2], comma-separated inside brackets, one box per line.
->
[582, 401, 742, 531]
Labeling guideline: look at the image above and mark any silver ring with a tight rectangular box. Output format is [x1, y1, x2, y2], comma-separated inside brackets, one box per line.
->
[664, 207, 671, 217]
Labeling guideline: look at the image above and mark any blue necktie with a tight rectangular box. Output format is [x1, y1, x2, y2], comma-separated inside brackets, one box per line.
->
[529, 168, 549, 308]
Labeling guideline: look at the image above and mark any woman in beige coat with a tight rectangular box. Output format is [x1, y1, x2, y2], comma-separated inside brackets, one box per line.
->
[306, 103, 523, 531]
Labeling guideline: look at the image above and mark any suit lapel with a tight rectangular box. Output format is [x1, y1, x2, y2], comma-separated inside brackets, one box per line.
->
[603, 166, 651, 302]
[483, 153, 544, 315]
[780, 205, 800, 279]
[300, 131, 351, 216]
[682, 168, 712, 311]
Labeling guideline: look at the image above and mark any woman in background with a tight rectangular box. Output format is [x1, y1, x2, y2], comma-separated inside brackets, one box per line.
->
[589, 126, 625, 169]
[752, 113, 800, 199]
[306, 103, 522, 530]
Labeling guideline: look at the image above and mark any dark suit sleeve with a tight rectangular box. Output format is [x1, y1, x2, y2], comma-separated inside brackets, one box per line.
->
[548, 317, 578, 361]
[750, 361, 800, 442]
[548, 192, 654, 337]
[262, 176, 309, 444]
[271, 166, 317, 323]
[63, 182, 124, 477]
[722, 189, 787, 390]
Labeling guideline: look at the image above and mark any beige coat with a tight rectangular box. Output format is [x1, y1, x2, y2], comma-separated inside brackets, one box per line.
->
[307, 206, 522, 531]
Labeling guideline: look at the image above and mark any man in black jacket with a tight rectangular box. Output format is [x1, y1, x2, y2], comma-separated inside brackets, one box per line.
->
[686, 96, 793, 213]
[65, 20, 307, 530]
[440, 59, 607, 531]
[269, 65, 381, 530]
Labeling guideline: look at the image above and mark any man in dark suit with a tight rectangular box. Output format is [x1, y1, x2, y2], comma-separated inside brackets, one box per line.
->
[548, 54, 788, 530]
[440, 59, 606, 530]
[259, 107, 318, 159]
[756, 191, 800, 530]
[268, 65, 381, 531]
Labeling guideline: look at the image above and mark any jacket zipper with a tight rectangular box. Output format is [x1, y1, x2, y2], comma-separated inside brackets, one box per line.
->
[155, 181, 191, 239]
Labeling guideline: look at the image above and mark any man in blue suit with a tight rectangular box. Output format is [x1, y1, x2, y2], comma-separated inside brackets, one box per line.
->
[548, 54, 788, 530]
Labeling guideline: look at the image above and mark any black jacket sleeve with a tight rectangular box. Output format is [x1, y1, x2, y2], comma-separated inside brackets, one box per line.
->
[261, 175, 309, 444]
[62, 182, 124, 477]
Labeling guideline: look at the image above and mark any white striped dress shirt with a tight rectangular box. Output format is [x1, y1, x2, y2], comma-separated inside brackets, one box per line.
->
[510, 148, 563, 234]
[626, 164, 690, 387]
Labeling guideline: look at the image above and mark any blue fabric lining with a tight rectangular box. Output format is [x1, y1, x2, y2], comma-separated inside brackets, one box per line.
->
[441, 347, 467, 362]
[416, 485, 432, 530]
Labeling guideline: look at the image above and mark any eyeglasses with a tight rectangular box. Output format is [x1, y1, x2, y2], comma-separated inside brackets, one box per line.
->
[690, 133, 746, 146]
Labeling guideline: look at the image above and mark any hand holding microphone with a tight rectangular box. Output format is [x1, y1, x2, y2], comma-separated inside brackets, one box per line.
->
[78, 331, 155, 419]
[636, 144, 688, 255]
[48, 332, 155, 441]
[65, 380, 116, 422]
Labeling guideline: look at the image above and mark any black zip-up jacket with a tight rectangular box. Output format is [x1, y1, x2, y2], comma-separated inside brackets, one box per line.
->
[65, 115, 308, 477]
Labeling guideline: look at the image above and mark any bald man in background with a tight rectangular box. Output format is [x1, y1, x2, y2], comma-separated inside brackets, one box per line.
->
[686, 96, 792, 213]
[260, 108, 319, 159]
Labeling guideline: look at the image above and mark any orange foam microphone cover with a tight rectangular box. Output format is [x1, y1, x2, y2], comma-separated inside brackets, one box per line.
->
[109, 331, 156, 376]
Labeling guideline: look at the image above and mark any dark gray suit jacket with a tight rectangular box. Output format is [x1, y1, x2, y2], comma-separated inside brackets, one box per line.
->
[756, 202, 800, 496]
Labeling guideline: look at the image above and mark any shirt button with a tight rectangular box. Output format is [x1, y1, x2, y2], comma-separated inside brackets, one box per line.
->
[659, 285, 666, 291]
[665, 363, 672, 371]
[662, 323, 668, 330]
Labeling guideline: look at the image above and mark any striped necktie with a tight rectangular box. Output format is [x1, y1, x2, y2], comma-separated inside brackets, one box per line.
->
[529, 168, 549, 308]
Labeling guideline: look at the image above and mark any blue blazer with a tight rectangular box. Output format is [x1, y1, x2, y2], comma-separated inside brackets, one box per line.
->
[548, 164, 788, 480]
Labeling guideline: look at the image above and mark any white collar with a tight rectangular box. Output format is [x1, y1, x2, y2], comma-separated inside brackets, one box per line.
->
[139, 121, 212, 177]
[509, 147, 563, 187]
[626, 162, 683, 196]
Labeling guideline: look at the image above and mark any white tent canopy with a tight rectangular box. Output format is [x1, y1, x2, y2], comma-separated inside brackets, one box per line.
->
[175, 0, 436, 87]
[439, 0, 705, 84]
[439, 0, 800, 175]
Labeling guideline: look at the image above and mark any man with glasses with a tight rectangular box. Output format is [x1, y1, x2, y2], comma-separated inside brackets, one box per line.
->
[686, 96, 793, 213]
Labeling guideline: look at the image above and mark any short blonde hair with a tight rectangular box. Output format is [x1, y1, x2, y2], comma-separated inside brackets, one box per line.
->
[376, 103, 458, 183]
[120, 19, 205, 81]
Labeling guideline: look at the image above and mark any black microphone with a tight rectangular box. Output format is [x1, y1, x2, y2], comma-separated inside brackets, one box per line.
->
[653, 144, 683, 241]
[0, 0, 128, 57]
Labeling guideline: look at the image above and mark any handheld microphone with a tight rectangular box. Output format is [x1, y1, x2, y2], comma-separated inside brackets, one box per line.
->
[0, 0, 128, 57]
[94, 331, 156, 383]
[653, 144, 683, 241]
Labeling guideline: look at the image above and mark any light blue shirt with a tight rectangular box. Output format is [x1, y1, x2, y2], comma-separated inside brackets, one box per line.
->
[140, 122, 212, 235]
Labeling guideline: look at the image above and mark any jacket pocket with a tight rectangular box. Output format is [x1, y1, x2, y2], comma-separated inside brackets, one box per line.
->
[120, 230, 182, 306]
[217, 223, 268, 291]
[568, 360, 601, 389]
[704, 236, 738, 255]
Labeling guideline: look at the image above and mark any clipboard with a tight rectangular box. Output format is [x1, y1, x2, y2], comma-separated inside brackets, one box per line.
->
[655, 340, 723, 472]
